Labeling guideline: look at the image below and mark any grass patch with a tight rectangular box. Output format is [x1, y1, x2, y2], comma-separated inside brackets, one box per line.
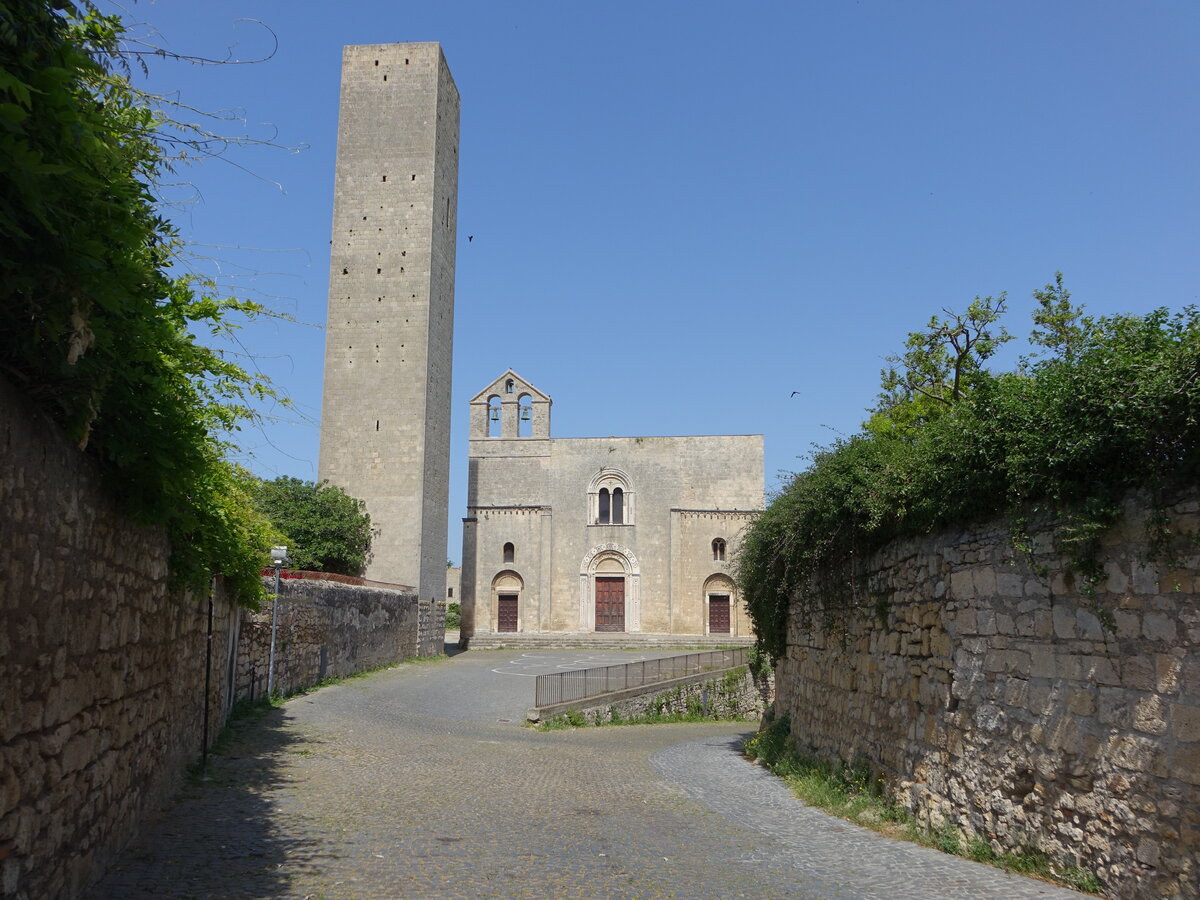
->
[744, 717, 1102, 894]
[538, 708, 757, 729]
[536, 669, 758, 729]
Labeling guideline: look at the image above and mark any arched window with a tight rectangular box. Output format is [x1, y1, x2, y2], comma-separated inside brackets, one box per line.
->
[487, 396, 502, 437]
[518, 394, 533, 437]
[712, 538, 726, 561]
[589, 468, 634, 526]
[503, 542, 515, 564]
[505, 378, 515, 393]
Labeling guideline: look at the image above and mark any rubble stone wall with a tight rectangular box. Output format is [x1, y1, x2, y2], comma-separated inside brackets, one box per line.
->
[777, 492, 1200, 899]
[234, 579, 444, 701]
[0, 379, 446, 900]
[0, 380, 236, 900]
[563, 667, 774, 725]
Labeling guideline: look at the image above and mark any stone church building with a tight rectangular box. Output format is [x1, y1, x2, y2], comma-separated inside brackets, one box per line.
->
[314, 43, 765, 644]
[459, 371, 763, 645]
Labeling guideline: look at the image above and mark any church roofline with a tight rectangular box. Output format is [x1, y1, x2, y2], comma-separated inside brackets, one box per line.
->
[469, 368, 552, 404]
[551, 433, 763, 441]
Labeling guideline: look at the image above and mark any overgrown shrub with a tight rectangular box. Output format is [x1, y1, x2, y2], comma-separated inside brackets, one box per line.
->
[249, 477, 371, 576]
[0, 1, 284, 604]
[738, 280, 1200, 660]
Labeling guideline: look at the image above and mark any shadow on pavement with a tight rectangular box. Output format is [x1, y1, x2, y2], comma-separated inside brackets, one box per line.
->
[88, 705, 324, 899]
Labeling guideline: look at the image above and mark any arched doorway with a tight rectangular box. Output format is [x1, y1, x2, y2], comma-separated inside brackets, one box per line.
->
[491, 570, 523, 632]
[594, 557, 626, 632]
[703, 574, 736, 635]
[578, 543, 640, 633]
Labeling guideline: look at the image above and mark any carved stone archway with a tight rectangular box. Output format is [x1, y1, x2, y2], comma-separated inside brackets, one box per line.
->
[579, 543, 640, 632]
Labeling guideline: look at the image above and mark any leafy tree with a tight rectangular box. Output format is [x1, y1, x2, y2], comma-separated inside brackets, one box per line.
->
[250, 477, 372, 576]
[878, 294, 1012, 411]
[0, 1, 286, 604]
[1027, 271, 1095, 362]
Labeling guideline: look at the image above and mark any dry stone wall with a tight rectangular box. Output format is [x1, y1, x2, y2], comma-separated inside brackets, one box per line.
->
[0, 378, 446, 900]
[235, 579, 444, 700]
[776, 492, 1200, 899]
[0, 380, 236, 900]
[541, 667, 773, 725]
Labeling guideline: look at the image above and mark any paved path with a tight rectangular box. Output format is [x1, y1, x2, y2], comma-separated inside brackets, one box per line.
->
[91, 649, 1084, 899]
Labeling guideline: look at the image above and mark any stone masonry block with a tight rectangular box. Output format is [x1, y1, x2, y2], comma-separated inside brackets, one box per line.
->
[1172, 743, 1200, 786]
[1123, 655, 1155, 691]
[1075, 608, 1105, 641]
[1172, 705, 1200, 743]
[950, 569, 975, 600]
[1104, 561, 1129, 593]
[1144, 613, 1178, 643]
[1133, 695, 1168, 736]
[972, 566, 997, 597]
[1132, 562, 1160, 595]
[1052, 603, 1076, 639]
[1157, 654, 1182, 694]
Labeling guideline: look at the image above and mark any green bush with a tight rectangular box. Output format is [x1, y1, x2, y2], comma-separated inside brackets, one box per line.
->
[737, 280, 1200, 660]
[249, 477, 372, 576]
[0, 1, 286, 604]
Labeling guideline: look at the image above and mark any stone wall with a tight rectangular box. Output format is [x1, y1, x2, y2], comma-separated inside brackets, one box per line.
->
[0, 380, 237, 900]
[236, 578, 444, 701]
[0, 377, 447, 900]
[538, 667, 773, 725]
[776, 492, 1200, 899]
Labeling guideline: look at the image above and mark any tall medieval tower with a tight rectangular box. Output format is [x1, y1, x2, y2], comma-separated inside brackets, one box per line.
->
[318, 42, 459, 600]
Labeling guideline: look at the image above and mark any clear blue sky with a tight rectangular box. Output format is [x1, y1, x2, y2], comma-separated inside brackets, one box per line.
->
[108, 1, 1199, 563]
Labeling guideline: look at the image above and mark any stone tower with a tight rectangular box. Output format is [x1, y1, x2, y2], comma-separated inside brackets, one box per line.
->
[318, 42, 459, 600]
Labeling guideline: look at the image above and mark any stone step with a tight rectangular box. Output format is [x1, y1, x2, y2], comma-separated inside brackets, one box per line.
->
[463, 632, 755, 652]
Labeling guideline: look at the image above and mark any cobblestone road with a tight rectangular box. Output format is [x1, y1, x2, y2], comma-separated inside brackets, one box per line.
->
[91, 648, 1084, 899]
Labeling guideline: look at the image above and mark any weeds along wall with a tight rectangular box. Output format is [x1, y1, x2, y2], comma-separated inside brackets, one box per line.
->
[776, 489, 1200, 900]
[236, 579, 446, 700]
[0, 378, 237, 900]
[556, 667, 774, 725]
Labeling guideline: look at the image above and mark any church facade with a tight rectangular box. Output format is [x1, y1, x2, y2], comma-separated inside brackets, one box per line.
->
[459, 371, 763, 645]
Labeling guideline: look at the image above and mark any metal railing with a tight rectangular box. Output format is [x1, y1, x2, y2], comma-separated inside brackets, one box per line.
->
[534, 647, 747, 707]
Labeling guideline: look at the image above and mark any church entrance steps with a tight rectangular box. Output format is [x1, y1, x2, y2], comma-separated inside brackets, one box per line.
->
[462, 632, 754, 651]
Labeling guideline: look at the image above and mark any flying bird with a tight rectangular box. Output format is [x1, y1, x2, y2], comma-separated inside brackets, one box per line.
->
[790, 391, 801, 397]
[468, 235, 474, 242]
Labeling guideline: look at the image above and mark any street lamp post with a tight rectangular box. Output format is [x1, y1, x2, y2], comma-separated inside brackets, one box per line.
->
[267, 545, 290, 696]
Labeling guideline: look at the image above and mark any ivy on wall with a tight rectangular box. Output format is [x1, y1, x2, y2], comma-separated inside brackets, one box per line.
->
[0, 1, 282, 604]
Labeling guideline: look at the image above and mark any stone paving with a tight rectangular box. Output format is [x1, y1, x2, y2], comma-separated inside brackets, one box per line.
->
[90, 646, 1086, 899]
